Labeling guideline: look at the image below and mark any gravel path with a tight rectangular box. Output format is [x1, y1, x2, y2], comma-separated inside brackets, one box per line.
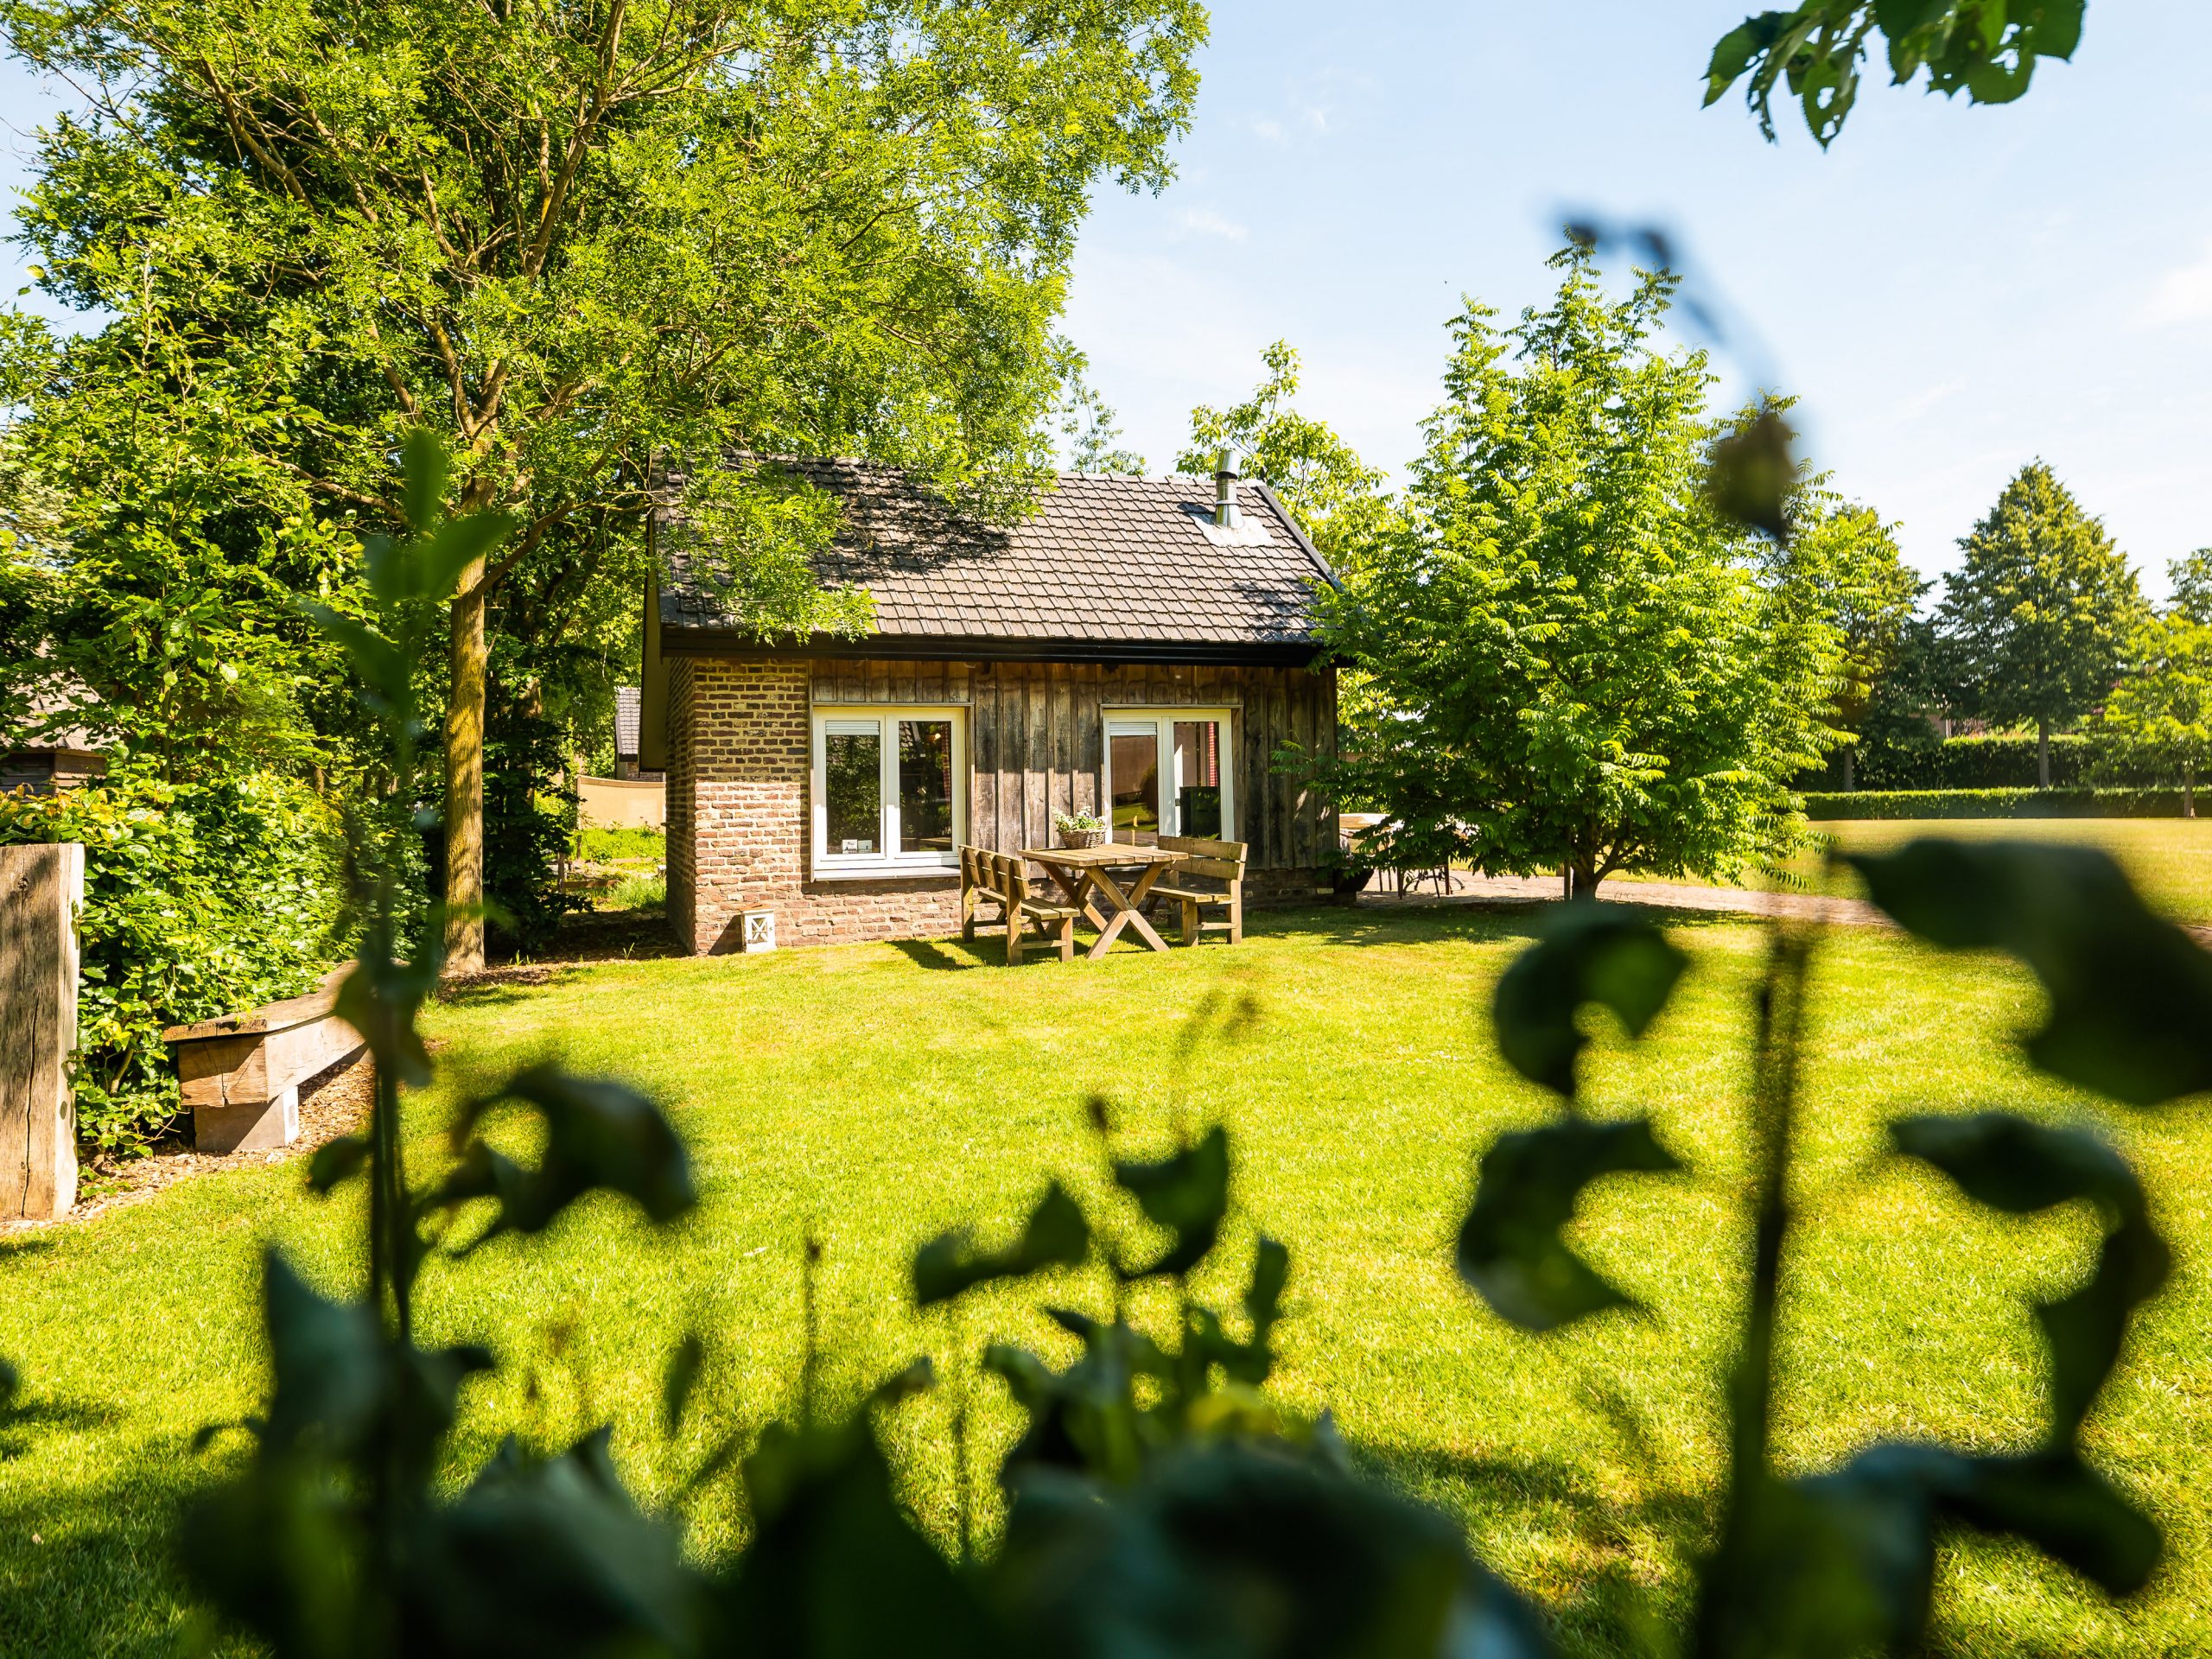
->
[1357, 869, 1891, 927]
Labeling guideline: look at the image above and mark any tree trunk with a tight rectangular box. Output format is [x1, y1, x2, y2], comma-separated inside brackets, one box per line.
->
[1840, 745, 1855, 792]
[2186, 765, 2196, 821]
[1567, 860, 1601, 901]
[442, 556, 490, 975]
[2037, 718, 2051, 789]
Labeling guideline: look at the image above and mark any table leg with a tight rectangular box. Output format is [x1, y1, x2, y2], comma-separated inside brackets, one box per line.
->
[1086, 866, 1171, 959]
[1043, 861, 1109, 931]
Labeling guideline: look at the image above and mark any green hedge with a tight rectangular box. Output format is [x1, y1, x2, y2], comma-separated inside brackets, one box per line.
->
[0, 773, 348, 1154]
[1806, 734, 2177, 791]
[1802, 788, 2190, 820]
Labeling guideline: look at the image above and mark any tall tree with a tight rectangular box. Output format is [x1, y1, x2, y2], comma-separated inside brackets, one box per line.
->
[1937, 461, 2143, 786]
[1050, 340, 1146, 477]
[1176, 340, 1392, 575]
[2101, 611, 2212, 817]
[1318, 248, 1842, 898]
[2169, 548, 2212, 626]
[3, 0, 1205, 970]
[1770, 492, 1923, 789]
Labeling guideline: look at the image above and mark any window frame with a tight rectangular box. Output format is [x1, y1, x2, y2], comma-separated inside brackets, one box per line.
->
[1099, 706, 1236, 845]
[809, 704, 967, 879]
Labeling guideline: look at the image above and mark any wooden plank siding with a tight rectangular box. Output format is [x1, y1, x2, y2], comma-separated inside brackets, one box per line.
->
[804, 658, 1335, 871]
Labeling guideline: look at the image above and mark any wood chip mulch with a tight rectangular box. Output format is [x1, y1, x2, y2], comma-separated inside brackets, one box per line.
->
[11, 1049, 377, 1231]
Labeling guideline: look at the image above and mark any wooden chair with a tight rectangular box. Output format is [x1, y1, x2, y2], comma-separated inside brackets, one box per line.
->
[1151, 835, 1248, 946]
[959, 845, 1082, 964]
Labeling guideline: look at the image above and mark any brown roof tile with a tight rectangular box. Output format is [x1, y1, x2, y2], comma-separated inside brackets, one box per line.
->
[657, 460, 1333, 658]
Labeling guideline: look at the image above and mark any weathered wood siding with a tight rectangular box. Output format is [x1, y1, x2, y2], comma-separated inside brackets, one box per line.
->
[808, 658, 1335, 872]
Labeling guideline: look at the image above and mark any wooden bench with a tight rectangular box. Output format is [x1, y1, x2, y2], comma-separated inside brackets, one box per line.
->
[161, 969, 363, 1153]
[958, 846, 1084, 964]
[1150, 835, 1248, 946]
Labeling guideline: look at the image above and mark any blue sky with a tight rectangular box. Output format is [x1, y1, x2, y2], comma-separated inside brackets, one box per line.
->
[5, 3, 2208, 594]
[1059, 2, 2212, 596]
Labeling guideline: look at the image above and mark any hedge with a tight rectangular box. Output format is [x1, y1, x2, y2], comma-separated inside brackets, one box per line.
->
[1802, 788, 2190, 820]
[0, 773, 348, 1154]
[1803, 733, 2183, 792]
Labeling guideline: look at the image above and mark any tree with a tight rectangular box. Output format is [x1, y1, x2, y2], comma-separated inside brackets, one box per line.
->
[2170, 548, 2212, 626]
[4, 0, 1205, 970]
[1051, 341, 1146, 477]
[1317, 247, 1843, 899]
[1771, 493, 1923, 788]
[1175, 340, 1393, 575]
[1705, 1, 2088, 147]
[1937, 461, 2143, 786]
[2102, 612, 2212, 817]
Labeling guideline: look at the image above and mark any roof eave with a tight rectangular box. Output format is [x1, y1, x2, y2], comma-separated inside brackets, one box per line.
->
[658, 626, 1327, 670]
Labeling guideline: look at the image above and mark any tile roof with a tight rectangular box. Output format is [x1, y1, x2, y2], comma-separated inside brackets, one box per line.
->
[657, 459, 1333, 658]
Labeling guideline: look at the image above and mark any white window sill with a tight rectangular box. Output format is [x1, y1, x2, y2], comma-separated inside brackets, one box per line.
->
[810, 860, 959, 882]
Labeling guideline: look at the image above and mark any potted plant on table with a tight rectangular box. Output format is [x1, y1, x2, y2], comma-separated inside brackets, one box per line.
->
[1053, 810, 1108, 849]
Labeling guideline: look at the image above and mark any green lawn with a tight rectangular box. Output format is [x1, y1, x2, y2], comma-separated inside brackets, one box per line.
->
[1781, 817, 2212, 925]
[3, 905, 2208, 1656]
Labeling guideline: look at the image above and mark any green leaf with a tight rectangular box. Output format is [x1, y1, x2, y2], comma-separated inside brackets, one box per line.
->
[258, 1249, 384, 1459]
[1891, 1112, 2170, 1440]
[1936, 1449, 2161, 1595]
[996, 1440, 1554, 1659]
[1456, 1117, 1681, 1332]
[1491, 904, 1688, 1096]
[1111, 1125, 1231, 1280]
[912, 1180, 1091, 1306]
[413, 1427, 708, 1654]
[1697, 1454, 1939, 1659]
[723, 1418, 1011, 1656]
[2025, 0, 2086, 59]
[295, 601, 405, 706]
[1847, 839, 2212, 1105]
[305, 1134, 369, 1195]
[1704, 20, 1770, 104]
[436, 1064, 696, 1244]
[414, 509, 516, 605]
[399, 428, 450, 537]
[1707, 405, 1798, 541]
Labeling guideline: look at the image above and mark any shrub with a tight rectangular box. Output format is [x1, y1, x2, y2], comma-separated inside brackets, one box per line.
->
[1802, 787, 2186, 820]
[0, 772, 347, 1154]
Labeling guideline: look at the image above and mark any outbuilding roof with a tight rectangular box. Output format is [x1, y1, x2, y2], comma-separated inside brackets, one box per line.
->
[613, 687, 640, 760]
[655, 459, 1334, 665]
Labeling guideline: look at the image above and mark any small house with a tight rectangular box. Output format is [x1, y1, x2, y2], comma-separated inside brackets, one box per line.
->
[639, 455, 1339, 952]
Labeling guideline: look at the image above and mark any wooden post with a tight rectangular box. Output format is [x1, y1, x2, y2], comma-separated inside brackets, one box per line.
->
[2, 842, 81, 1221]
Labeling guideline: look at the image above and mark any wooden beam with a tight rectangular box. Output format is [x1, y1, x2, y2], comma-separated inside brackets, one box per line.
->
[1, 842, 80, 1220]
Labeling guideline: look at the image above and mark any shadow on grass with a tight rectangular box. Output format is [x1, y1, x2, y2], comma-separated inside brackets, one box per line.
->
[1363, 1437, 1708, 1654]
[1, 1391, 124, 1462]
[0, 1457, 207, 1657]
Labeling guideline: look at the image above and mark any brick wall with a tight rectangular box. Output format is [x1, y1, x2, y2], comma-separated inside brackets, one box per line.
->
[668, 654, 1326, 954]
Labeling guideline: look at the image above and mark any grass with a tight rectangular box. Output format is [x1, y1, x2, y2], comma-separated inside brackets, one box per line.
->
[3, 904, 2208, 1655]
[1613, 816, 2212, 926]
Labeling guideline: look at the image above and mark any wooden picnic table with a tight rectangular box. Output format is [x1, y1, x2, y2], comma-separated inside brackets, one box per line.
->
[1020, 843, 1187, 961]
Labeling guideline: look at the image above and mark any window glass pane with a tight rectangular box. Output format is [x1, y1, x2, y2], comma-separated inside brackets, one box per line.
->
[1110, 729, 1160, 845]
[1173, 721, 1224, 838]
[899, 720, 955, 853]
[824, 728, 881, 854]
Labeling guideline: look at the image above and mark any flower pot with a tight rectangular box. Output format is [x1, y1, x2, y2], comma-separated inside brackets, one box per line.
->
[1058, 828, 1105, 849]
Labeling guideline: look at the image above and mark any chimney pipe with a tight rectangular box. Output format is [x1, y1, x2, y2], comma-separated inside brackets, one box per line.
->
[1214, 445, 1241, 530]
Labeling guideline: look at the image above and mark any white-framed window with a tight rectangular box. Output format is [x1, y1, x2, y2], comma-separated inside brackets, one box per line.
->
[810, 705, 966, 878]
[1101, 707, 1235, 846]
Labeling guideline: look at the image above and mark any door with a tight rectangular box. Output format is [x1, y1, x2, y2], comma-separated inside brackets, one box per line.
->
[1103, 710, 1233, 844]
